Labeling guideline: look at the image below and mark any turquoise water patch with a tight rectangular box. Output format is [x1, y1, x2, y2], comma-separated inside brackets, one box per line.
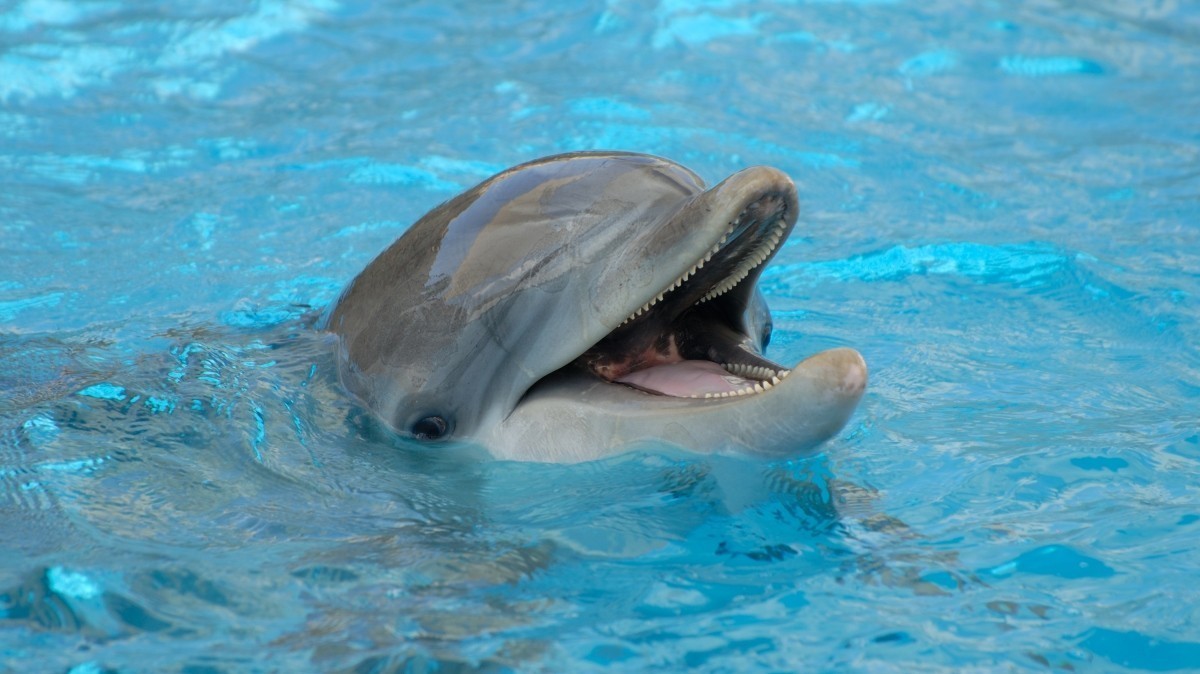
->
[652, 11, 768, 49]
[1000, 55, 1104, 77]
[560, 121, 860, 169]
[143, 396, 176, 414]
[1, 0, 1198, 671]
[345, 163, 457, 189]
[33, 456, 107, 474]
[846, 102, 889, 123]
[0, 44, 136, 101]
[1081, 629, 1200, 671]
[776, 242, 1067, 285]
[420, 155, 507, 179]
[0, 293, 63, 322]
[0, 0, 338, 102]
[568, 97, 651, 120]
[46, 567, 101, 601]
[283, 157, 464, 190]
[76, 384, 126, 401]
[984, 545, 1116, 580]
[1070, 456, 1129, 472]
[0, 0, 104, 32]
[2, 151, 194, 184]
[324, 220, 406, 239]
[899, 49, 956, 76]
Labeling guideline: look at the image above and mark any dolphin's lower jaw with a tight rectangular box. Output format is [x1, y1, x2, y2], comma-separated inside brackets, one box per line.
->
[484, 348, 867, 463]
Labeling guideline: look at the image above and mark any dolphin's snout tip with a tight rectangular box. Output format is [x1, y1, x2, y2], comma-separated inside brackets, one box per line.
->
[838, 348, 868, 396]
[804, 347, 867, 399]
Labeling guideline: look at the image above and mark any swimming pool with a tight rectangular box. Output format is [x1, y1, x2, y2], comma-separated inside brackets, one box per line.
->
[3, 0, 1199, 671]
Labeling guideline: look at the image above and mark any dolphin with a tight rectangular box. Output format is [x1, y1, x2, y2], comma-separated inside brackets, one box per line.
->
[327, 151, 866, 463]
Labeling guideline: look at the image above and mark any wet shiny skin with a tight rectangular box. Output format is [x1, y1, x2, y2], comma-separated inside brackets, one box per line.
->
[328, 152, 866, 460]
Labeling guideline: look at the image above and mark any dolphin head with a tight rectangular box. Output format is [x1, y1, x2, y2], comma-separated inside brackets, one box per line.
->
[327, 152, 866, 460]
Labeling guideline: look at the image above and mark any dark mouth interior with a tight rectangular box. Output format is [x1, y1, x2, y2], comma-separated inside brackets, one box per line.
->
[573, 193, 794, 399]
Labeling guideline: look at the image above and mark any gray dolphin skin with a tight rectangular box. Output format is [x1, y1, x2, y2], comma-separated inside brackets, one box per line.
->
[327, 151, 866, 462]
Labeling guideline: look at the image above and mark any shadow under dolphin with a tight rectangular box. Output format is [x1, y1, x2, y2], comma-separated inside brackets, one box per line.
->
[326, 151, 866, 462]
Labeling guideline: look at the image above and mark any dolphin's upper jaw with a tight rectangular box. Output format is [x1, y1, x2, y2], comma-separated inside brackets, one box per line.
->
[574, 185, 798, 399]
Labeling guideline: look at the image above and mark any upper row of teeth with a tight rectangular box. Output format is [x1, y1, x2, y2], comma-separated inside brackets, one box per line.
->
[618, 206, 789, 326]
[697, 215, 788, 304]
[687, 367, 792, 399]
[617, 221, 736, 326]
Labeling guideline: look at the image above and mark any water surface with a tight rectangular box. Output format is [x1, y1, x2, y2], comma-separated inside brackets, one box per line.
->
[2, 0, 1199, 671]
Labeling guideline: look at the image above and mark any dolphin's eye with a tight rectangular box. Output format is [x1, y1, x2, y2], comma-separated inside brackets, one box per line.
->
[411, 416, 449, 440]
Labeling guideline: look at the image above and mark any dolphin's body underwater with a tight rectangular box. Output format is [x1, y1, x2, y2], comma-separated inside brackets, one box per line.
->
[327, 152, 866, 463]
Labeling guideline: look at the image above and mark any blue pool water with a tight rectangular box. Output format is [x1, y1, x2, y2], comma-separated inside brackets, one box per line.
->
[3, 0, 1200, 671]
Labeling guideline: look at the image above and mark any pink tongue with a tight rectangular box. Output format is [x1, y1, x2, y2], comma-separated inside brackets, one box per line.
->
[615, 360, 754, 397]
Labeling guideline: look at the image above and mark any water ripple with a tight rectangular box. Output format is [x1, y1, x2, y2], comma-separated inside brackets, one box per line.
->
[768, 242, 1068, 286]
[1000, 55, 1105, 77]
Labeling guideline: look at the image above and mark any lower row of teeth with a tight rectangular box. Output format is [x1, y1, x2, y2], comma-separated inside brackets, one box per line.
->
[723, 362, 779, 380]
[618, 206, 789, 326]
[688, 366, 791, 399]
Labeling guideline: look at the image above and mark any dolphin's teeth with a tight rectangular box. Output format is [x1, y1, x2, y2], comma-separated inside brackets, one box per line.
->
[771, 375, 781, 385]
[753, 383, 764, 393]
[705, 393, 714, 399]
[762, 380, 774, 390]
[616, 212, 791, 329]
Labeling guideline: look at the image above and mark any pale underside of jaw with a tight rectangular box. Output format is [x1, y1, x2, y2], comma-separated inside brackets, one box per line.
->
[609, 201, 793, 400]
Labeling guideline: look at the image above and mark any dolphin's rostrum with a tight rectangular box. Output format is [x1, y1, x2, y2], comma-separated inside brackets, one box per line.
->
[327, 152, 866, 462]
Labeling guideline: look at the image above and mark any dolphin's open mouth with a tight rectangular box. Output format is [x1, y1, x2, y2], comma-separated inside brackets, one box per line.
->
[575, 191, 794, 400]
